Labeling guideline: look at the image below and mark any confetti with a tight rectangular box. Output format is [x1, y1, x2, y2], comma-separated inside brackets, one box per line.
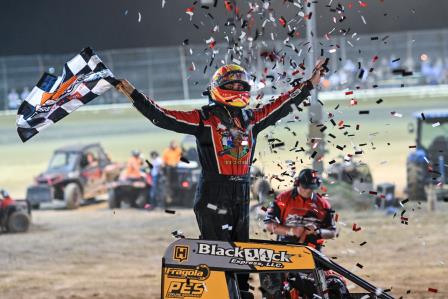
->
[352, 223, 361, 232]
[180, 156, 190, 164]
[165, 209, 176, 214]
[432, 122, 441, 127]
[206, 203, 218, 210]
[278, 16, 287, 27]
[145, 159, 153, 169]
[428, 288, 438, 293]
[171, 230, 185, 238]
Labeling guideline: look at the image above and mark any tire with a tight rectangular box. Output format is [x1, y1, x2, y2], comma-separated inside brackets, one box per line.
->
[7, 211, 30, 233]
[108, 189, 121, 209]
[407, 162, 427, 201]
[327, 276, 351, 299]
[64, 183, 82, 209]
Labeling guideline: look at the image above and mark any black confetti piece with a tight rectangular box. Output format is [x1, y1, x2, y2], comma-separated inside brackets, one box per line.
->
[180, 156, 190, 164]
[165, 209, 176, 214]
[145, 159, 153, 169]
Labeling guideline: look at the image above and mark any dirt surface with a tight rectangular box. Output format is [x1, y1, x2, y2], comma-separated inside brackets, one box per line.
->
[0, 202, 447, 299]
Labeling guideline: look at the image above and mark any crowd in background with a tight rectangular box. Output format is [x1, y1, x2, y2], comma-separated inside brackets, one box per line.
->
[319, 56, 448, 91]
[7, 87, 29, 109]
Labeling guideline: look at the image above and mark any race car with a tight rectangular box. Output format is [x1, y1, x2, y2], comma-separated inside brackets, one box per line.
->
[161, 239, 394, 299]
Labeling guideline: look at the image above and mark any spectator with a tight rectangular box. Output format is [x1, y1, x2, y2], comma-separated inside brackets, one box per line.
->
[20, 87, 30, 102]
[81, 152, 98, 168]
[162, 140, 182, 200]
[149, 151, 163, 207]
[162, 140, 181, 167]
[123, 150, 144, 181]
[7, 89, 20, 110]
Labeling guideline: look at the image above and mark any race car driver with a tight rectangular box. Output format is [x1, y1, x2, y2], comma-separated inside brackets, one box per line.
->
[116, 60, 326, 295]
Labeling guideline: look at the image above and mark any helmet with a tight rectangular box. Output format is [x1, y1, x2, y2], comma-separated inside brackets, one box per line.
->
[208, 64, 251, 108]
[295, 169, 321, 190]
[131, 150, 141, 157]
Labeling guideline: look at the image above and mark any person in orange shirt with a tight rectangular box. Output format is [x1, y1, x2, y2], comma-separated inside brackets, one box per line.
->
[162, 141, 182, 201]
[162, 140, 181, 167]
[124, 150, 144, 180]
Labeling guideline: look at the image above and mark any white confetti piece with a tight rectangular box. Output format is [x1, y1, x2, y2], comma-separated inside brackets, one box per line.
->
[432, 122, 441, 127]
[138, 12, 142, 22]
[361, 15, 366, 24]
[206, 203, 217, 210]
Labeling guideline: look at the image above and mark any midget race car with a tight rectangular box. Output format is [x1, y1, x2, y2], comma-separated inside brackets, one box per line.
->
[162, 239, 394, 299]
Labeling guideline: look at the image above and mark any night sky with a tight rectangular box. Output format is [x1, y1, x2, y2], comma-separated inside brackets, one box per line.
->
[1, 0, 447, 56]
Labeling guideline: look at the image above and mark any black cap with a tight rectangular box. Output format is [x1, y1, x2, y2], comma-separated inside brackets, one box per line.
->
[295, 168, 321, 190]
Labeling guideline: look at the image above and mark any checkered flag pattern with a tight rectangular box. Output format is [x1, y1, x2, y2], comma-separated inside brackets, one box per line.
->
[16, 47, 118, 142]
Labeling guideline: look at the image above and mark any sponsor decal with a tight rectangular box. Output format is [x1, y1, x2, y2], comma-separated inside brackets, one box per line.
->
[166, 281, 205, 298]
[197, 243, 292, 268]
[165, 265, 210, 281]
[173, 245, 189, 263]
[289, 88, 302, 99]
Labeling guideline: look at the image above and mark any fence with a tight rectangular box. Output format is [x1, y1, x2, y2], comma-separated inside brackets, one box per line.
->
[2, 28, 448, 111]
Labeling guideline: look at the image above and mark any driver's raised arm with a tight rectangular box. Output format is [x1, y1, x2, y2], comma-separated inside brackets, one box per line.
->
[251, 81, 313, 134]
[116, 80, 201, 136]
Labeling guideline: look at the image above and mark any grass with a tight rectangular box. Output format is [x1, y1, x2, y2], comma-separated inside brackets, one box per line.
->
[1, 95, 446, 198]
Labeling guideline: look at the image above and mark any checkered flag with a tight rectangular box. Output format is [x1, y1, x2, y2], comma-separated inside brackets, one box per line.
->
[16, 47, 118, 142]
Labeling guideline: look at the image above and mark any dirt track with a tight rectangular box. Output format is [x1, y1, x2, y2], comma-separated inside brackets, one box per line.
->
[0, 202, 447, 299]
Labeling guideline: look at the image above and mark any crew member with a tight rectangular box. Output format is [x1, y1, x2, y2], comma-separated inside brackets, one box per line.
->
[262, 169, 347, 299]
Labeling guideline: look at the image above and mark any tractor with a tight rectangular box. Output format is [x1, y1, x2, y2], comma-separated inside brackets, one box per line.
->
[406, 110, 448, 201]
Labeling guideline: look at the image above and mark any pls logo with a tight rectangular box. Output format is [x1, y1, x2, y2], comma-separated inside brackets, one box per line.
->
[197, 243, 291, 263]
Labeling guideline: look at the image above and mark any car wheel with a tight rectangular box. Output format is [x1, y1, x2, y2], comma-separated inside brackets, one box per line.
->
[108, 189, 121, 209]
[64, 183, 82, 209]
[7, 211, 30, 233]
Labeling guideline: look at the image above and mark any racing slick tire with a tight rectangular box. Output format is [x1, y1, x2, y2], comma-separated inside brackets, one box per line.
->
[7, 211, 30, 233]
[327, 275, 351, 299]
[64, 183, 82, 209]
[108, 189, 121, 209]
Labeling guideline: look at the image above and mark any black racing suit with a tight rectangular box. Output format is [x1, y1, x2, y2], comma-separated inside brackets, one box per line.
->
[129, 82, 312, 291]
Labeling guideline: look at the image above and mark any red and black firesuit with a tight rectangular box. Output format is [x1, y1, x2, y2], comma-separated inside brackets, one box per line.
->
[129, 81, 313, 243]
[264, 188, 335, 249]
[263, 183, 346, 299]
